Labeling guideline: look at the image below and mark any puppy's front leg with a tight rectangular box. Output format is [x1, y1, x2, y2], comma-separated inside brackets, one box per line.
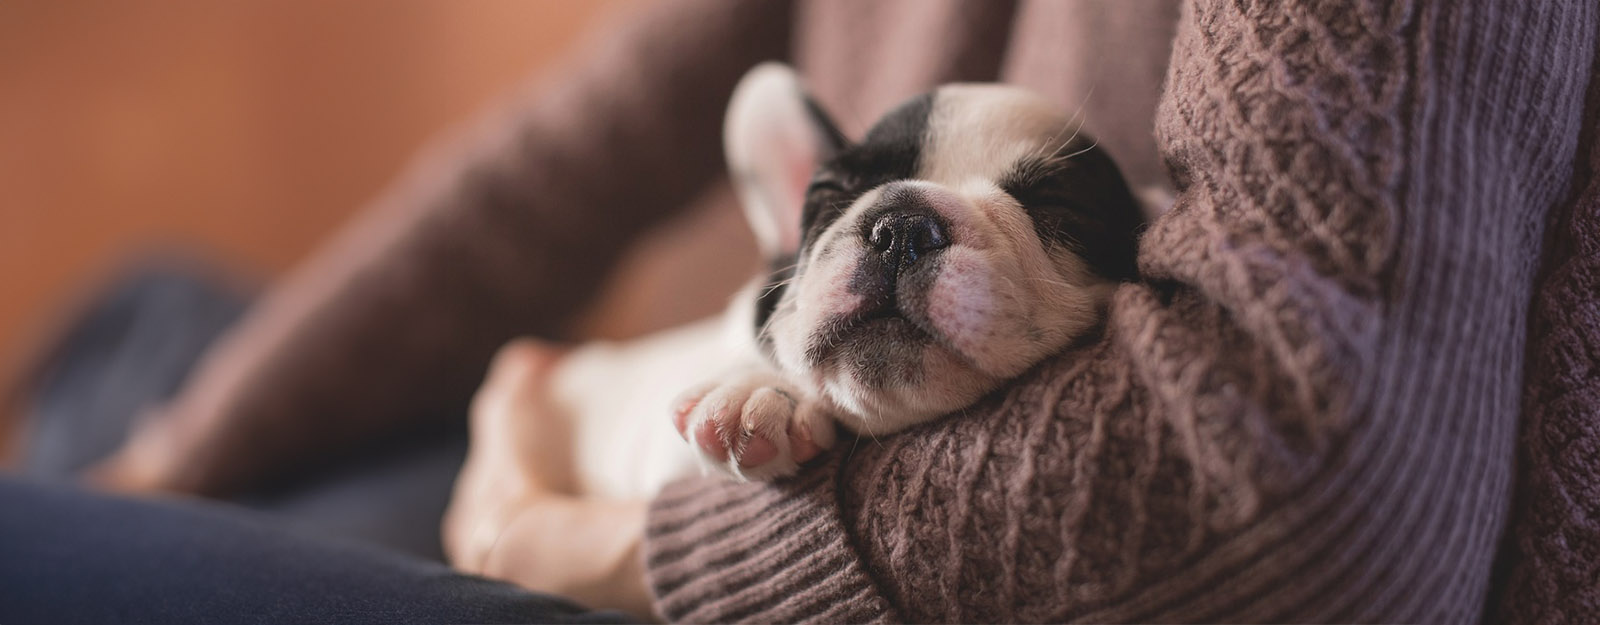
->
[671, 369, 837, 481]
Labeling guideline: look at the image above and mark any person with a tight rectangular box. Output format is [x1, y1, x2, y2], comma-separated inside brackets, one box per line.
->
[5, 0, 1598, 623]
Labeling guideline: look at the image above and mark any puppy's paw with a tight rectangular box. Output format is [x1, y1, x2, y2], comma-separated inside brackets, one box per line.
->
[671, 374, 835, 481]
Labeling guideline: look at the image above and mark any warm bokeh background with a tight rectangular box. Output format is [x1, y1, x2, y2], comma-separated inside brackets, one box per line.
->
[0, 1, 628, 452]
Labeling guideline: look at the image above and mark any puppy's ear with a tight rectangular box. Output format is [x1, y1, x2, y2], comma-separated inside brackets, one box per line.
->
[724, 63, 846, 258]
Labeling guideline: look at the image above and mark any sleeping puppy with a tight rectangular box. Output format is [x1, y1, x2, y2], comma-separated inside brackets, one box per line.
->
[528, 63, 1143, 498]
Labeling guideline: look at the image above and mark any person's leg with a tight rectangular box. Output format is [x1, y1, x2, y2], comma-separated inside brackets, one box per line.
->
[238, 424, 470, 562]
[21, 260, 248, 476]
[18, 259, 469, 560]
[0, 478, 632, 625]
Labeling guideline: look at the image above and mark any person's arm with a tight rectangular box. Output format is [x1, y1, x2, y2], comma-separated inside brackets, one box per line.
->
[643, 2, 1599, 622]
[91, 0, 798, 496]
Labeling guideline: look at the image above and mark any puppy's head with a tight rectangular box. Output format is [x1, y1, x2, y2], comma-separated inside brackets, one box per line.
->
[726, 63, 1142, 435]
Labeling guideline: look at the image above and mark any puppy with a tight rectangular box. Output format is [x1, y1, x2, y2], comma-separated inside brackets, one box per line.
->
[529, 63, 1143, 498]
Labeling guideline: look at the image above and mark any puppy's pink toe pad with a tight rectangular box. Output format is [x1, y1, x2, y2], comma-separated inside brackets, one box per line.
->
[738, 433, 779, 468]
[693, 420, 729, 462]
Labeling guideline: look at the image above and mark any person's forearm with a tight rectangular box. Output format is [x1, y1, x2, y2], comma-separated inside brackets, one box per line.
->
[112, 0, 797, 496]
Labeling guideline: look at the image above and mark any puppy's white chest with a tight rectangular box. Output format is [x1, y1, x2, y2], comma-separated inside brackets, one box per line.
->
[547, 317, 741, 499]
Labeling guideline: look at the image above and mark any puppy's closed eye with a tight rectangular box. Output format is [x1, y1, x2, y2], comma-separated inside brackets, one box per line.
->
[1002, 151, 1142, 281]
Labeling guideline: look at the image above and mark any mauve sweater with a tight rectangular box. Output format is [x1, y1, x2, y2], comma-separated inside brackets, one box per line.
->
[150, 0, 1598, 622]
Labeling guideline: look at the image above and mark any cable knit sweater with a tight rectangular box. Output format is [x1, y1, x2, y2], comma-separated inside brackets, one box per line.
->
[149, 0, 1597, 622]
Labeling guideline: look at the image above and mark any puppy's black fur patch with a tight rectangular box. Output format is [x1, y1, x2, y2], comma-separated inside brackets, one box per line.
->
[999, 138, 1144, 281]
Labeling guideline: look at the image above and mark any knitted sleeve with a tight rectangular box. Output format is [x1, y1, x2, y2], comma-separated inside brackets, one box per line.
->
[157, 0, 797, 495]
[644, 1, 1599, 622]
[1492, 24, 1600, 624]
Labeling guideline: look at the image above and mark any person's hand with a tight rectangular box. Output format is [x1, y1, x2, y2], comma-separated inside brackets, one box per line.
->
[443, 340, 653, 620]
[443, 340, 565, 570]
[83, 405, 198, 494]
[83, 362, 246, 496]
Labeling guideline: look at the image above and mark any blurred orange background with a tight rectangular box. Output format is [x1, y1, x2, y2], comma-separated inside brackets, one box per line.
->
[0, 1, 626, 451]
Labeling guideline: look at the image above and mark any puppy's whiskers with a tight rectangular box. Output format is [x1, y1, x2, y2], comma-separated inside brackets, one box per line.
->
[1028, 277, 1076, 288]
[1057, 136, 1101, 162]
[1028, 84, 1095, 163]
[757, 277, 796, 298]
[866, 407, 886, 450]
[756, 299, 797, 342]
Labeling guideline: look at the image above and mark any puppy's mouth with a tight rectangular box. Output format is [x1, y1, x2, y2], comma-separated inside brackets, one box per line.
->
[802, 295, 976, 389]
[806, 304, 915, 354]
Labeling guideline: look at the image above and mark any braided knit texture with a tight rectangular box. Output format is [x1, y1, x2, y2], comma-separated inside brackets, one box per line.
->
[646, 1, 1599, 622]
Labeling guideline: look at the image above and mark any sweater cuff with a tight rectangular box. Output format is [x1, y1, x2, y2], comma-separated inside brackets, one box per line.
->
[644, 461, 896, 623]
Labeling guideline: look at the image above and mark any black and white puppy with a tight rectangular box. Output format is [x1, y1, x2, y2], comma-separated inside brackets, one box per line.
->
[536, 63, 1142, 497]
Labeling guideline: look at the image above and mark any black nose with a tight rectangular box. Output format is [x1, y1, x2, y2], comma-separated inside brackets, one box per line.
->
[867, 211, 949, 268]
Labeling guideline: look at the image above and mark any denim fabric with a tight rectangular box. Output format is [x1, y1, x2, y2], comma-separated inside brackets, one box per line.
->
[20, 261, 469, 561]
[22, 261, 249, 477]
[0, 479, 630, 624]
[5, 262, 625, 624]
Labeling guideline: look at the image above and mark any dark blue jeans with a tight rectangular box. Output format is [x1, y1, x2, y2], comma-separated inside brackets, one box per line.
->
[2, 262, 628, 624]
[0, 479, 626, 624]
